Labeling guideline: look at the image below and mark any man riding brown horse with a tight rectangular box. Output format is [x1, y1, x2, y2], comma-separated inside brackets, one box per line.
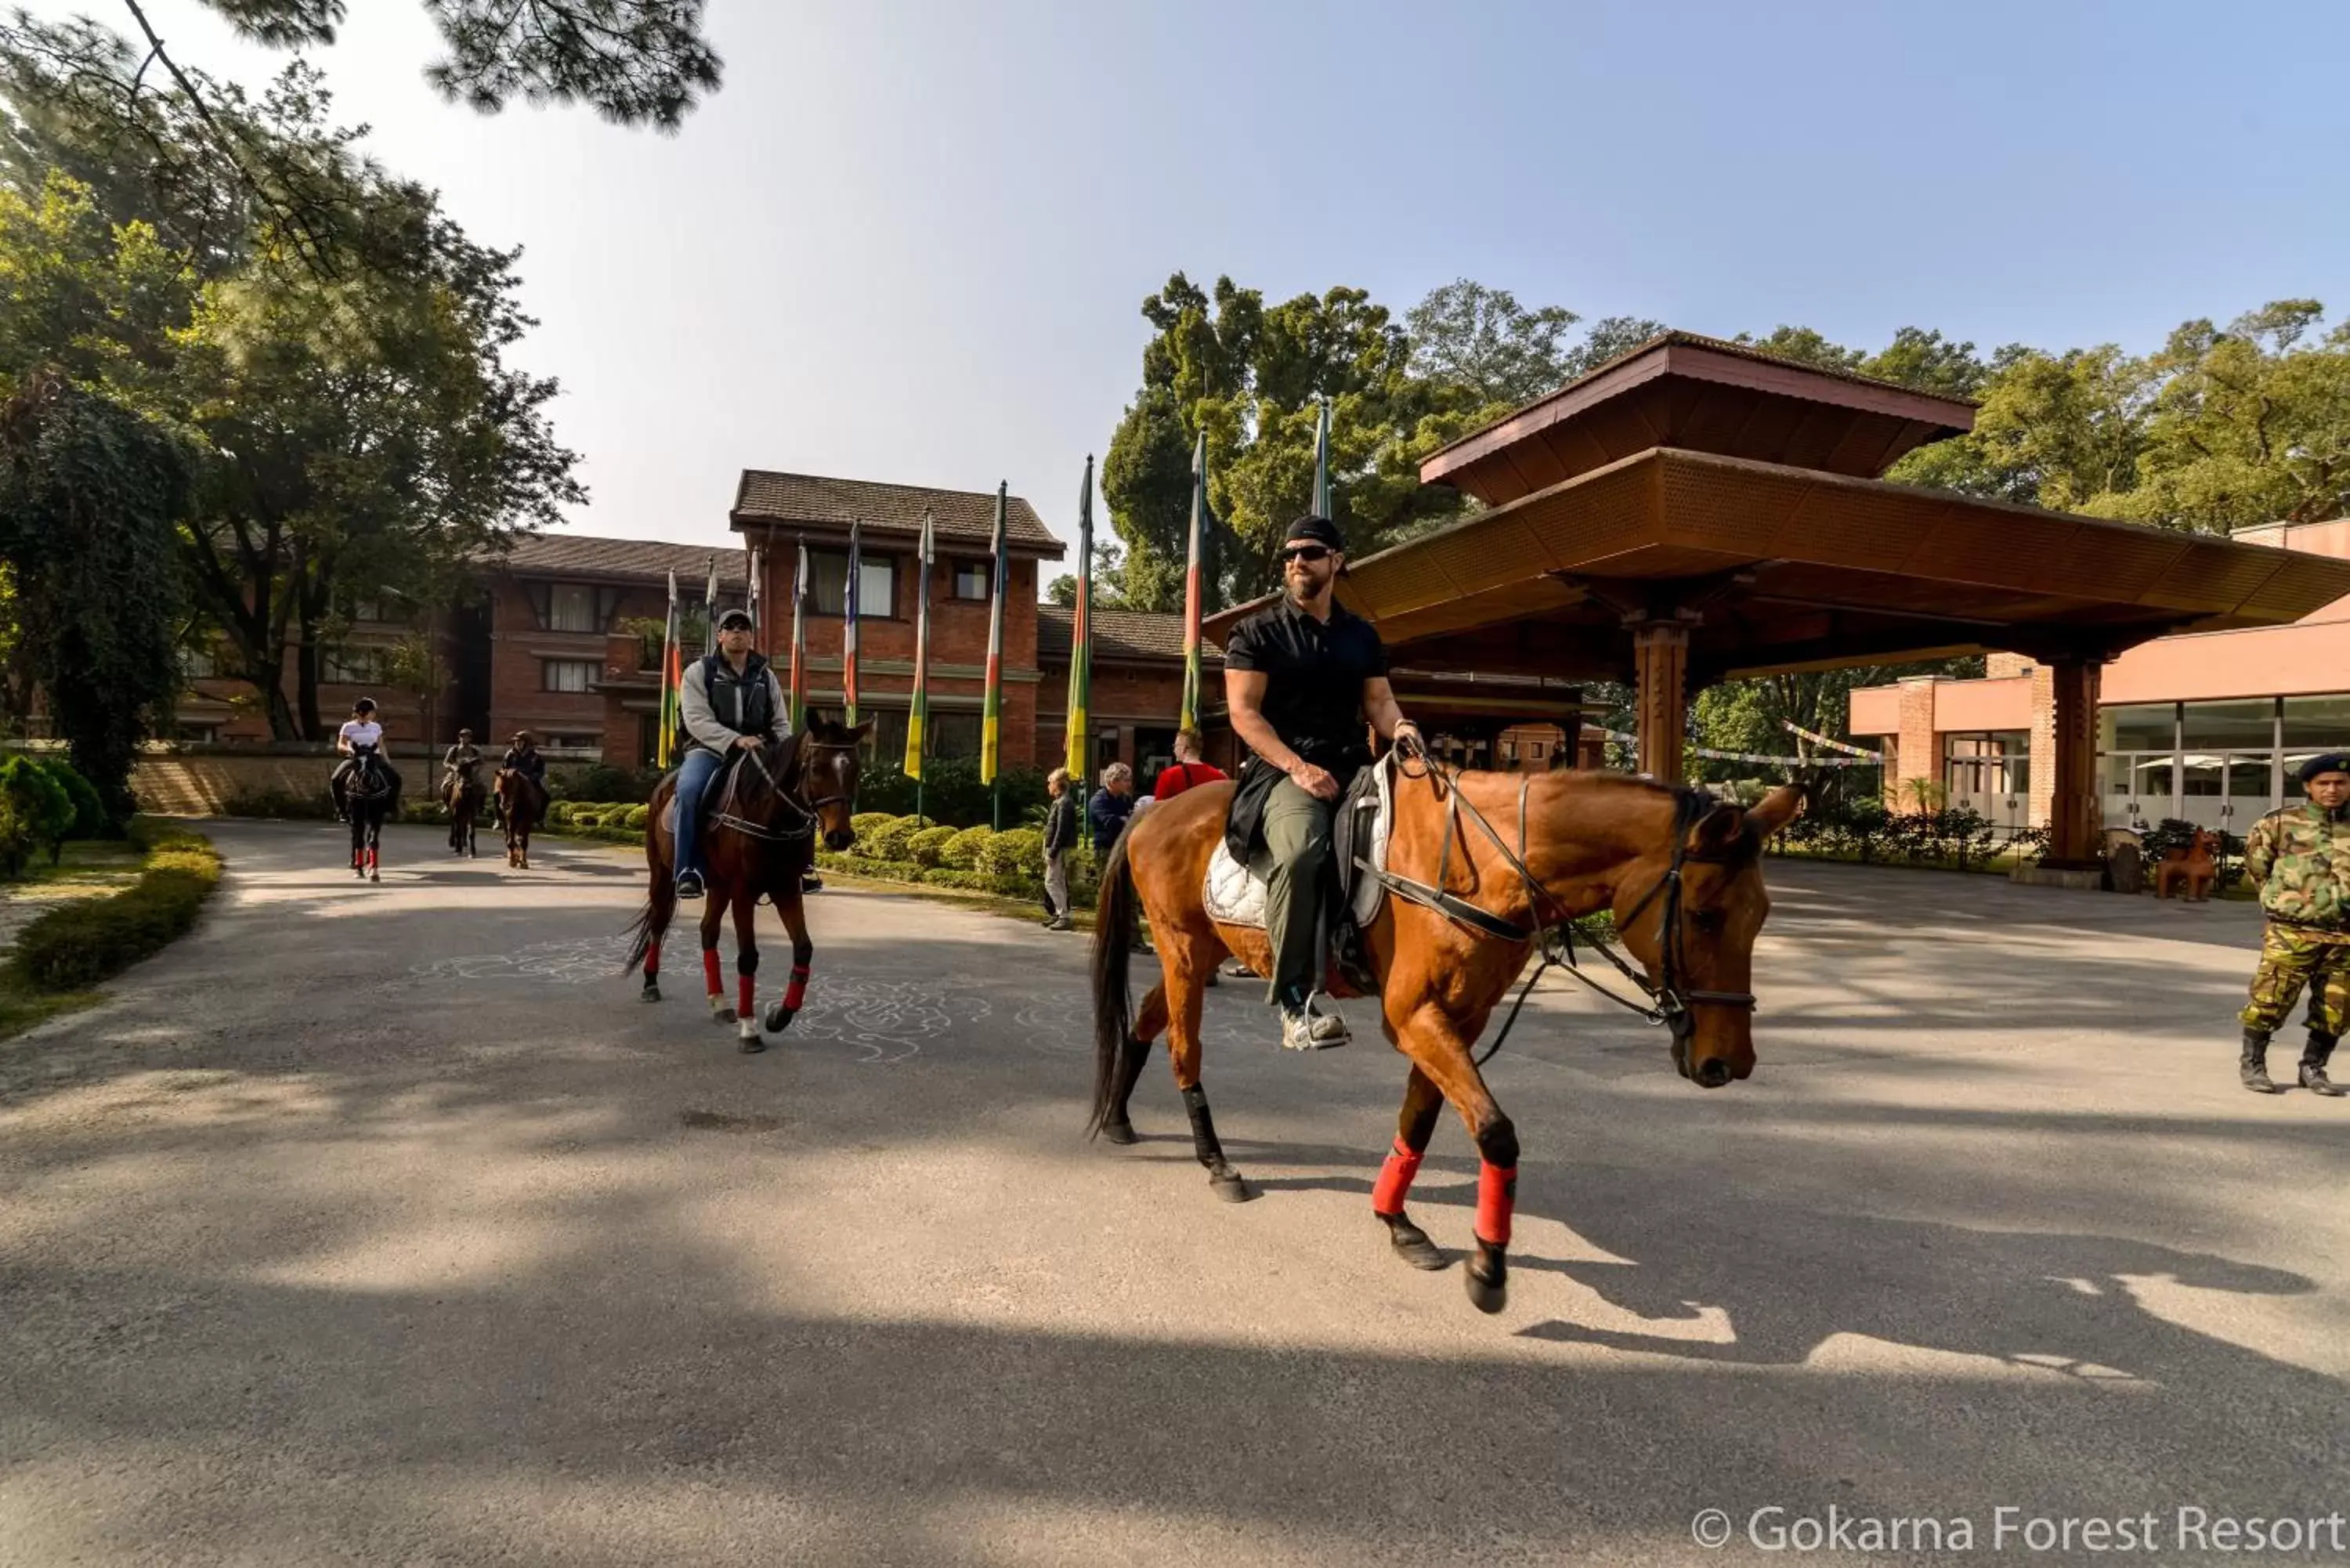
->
[1223, 514, 1423, 1051]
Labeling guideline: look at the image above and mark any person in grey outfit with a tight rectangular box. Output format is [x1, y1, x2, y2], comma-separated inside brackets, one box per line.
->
[673, 607, 791, 900]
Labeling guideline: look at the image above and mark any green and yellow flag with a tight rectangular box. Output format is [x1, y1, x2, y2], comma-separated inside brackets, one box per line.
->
[656, 568, 682, 769]
[980, 482, 1010, 786]
[1178, 431, 1207, 732]
[1065, 457, 1094, 782]
[905, 509, 935, 779]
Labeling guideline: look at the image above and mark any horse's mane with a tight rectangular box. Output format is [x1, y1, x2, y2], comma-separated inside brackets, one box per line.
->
[800, 719, 860, 746]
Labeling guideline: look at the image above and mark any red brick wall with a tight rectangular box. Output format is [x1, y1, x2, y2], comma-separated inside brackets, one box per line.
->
[1893, 677, 1940, 808]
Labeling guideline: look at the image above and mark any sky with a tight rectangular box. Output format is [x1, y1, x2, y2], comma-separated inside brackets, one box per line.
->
[22, 0, 2350, 564]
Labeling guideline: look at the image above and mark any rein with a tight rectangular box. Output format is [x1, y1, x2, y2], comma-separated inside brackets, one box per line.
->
[1368, 754, 1757, 1067]
[707, 737, 855, 844]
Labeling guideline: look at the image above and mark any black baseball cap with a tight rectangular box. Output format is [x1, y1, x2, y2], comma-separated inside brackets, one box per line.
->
[1282, 515, 1345, 552]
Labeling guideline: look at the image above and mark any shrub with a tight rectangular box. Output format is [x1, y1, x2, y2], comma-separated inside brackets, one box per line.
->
[0, 756, 74, 873]
[221, 786, 335, 820]
[38, 759, 107, 840]
[624, 804, 651, 829]
[940, 826, 993, 869]
[546, 801, 577, 826]
[977, 826, 1043, 881]
[861, 815, 927, 862]
[400, 799, 450, 825]
[850, 811, 895, 847]
[907, 825, 957, 867]
[12, 821, 222, 990]
[852, 756, 1050, 827]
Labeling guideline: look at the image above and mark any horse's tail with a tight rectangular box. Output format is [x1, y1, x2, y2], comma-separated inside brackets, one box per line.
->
[1087, 828, 1140, 1139]
[623, 894, 672, 976]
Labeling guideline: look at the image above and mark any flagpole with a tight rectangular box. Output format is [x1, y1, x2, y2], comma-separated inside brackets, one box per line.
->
[787, 539, 809, 732]
[907, 509, 934, 825]
[981, 482, 1010, 830]
[1312, 397, 1332, 520]
[659, 569, 680, 770]
[1179, 431, 1207, 734]
[1067, 455, 1094, 783]
[843, 519, 862, 728]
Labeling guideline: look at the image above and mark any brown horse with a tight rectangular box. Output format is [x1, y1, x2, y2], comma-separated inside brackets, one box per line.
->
[1090, 763, 1803, 1313]
[623, 720, 867, 1053]
[443, 762, 485, 858]
[497, 768, 545, 869]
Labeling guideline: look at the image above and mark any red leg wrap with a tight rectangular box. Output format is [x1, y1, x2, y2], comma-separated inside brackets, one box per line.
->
[644, 939, 661, 978]
[1371, 1139, 1424, 1217]
[702, 950, 723, 995]
[1476, 1162, 1517, 1248]
[783, 965, 809, 1013]
[737, 974, 755, 1016]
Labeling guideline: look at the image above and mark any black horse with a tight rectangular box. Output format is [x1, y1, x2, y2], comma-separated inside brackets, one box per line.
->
[344, 743, 396, 882]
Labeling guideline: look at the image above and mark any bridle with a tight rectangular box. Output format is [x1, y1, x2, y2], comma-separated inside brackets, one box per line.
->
[708, 735, 858, 844]
[1372, 747, 1759, 1066]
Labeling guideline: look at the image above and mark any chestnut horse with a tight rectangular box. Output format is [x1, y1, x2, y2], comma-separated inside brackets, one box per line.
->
[496, 768, 545, 869]
[443, 761, 485, 858]
[623, 720, 866, 1053]
[1090, 763, 1803, 1313]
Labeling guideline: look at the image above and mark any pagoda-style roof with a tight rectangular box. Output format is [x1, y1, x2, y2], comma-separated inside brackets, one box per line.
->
[1419, 331, 1976, 508]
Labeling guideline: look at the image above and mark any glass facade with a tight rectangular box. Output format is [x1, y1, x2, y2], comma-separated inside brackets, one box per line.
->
[1943, 732, 2032, 829]
[2096, 696, 2350, 829]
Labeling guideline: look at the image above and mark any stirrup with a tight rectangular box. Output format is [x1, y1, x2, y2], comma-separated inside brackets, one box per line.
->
[674, 870, 705, 901]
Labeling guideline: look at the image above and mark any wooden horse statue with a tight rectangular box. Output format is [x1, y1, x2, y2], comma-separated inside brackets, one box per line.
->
[2155, 828, 2218, 901]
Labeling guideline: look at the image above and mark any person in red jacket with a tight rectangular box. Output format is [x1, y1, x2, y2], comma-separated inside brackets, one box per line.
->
[1153, 728, 1227, 801]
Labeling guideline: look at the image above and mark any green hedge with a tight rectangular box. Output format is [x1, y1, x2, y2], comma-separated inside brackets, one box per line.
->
[10, 820, 222, 991]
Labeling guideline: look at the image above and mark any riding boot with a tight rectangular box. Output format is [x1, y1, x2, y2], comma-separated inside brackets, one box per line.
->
[2299, 1031, 2347, 1097]
[2241, 1028, 2282, 1094]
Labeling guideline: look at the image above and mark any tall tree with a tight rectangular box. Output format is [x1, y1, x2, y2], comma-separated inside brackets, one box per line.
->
[1405, 277, 1582, 408]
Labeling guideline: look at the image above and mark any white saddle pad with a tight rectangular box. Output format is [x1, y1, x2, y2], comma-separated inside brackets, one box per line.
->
[1204, 758, 1394, 930]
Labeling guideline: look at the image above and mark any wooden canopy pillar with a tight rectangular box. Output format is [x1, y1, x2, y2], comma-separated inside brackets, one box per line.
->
[1633, 621, 1690, 780]
[2046, 655, 2104, 865]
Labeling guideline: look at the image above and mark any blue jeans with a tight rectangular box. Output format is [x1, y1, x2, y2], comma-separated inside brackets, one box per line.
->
[674, 747, 728, 880]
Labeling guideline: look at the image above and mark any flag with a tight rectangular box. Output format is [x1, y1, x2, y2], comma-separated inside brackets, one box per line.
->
[746, 542, 761, 635]
[657, 568, 682, 770]
[1065, 456, 1094, 782]
[980, 482, 1010, 786]
[703, 553, 719, 653]
[905, 510, 934, 779]
[1179, 430, 1207, 732]
[1312, 396, 1333, 520]
[842, 519, 862, 727]
[786, 540, 809, 732]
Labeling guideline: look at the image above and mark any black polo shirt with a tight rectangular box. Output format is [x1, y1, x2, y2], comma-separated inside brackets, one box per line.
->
[1224, 597, 1387, 768]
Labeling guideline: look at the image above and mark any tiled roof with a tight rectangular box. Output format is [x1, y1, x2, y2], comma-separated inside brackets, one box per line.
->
[497, 532, 749, 586]
[732, 471, 1063, 555]
[1036, 604, 1220, 664]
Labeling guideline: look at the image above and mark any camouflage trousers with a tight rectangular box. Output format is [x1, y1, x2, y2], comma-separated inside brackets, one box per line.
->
[2241, 923, 2350, 1035]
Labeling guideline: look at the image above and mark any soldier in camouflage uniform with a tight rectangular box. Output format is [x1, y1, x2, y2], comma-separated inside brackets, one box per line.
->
[2239, 752, 2350, 1096]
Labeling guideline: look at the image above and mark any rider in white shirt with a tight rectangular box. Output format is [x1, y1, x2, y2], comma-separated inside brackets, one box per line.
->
[330, 698, 402, 820]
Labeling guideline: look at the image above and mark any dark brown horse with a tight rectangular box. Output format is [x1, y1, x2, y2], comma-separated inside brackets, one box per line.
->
[1090, 764, 1803, 1313]
[497, 768, 545, 869]
[344, 745, 394, 883]
[623, 720, 867, 1053]
[443, 761, 485, 858]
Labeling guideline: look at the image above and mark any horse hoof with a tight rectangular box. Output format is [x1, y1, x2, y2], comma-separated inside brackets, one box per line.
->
[761, 1001, 793, 1032]
[738, 1035, 766, 1054]
[710, 1008, 737, 1026]
[369, 872, 380, 883]
[1101, 1120, 1138, 1146]
[1466, 1249, 1509, 1314]
[641, 985, 661, 1003]
[1209, 1172, 1256, 1203]
[1382, 1214, 1448, 1271]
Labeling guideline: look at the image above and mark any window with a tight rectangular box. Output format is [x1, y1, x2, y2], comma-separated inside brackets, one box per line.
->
[930, 711, 982, 760]
[953, 559, 991, 600]
[2180, 699, 2275, 750]
[544, 733, 598, 750]
[548, 583, 598, 633]
[542, 659, 598, 693]
[322, 647, 378, 684]
[180, 645, 218, 679]
[2099, 703, 2177, 753]
[175, 721, 220, 744]
[352, 598, 384, 623]
[810, 549, 896, 618]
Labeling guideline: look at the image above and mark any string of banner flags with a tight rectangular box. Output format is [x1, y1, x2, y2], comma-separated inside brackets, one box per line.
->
[1596, 722, 1886, 769]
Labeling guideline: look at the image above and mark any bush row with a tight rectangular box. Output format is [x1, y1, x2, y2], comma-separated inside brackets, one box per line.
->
[10, 820, 222, 991]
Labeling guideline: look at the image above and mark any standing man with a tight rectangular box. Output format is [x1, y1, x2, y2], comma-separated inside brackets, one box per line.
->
[1088, 762, 1137, 858]
[1224, 515, 1420, 1052]
[1041, 768, 1079, 931]
[1153, 728, 1228, 801]
[2239, 753, 2350, 1096]
[673, 606, 790, 901]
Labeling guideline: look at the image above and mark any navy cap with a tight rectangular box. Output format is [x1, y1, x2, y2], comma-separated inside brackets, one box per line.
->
[2299, 753, 2350, 785]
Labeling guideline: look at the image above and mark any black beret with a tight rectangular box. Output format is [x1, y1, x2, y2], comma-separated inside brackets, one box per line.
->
[2300, 753, 2350, 785]
[1282, 515, 1345, 551]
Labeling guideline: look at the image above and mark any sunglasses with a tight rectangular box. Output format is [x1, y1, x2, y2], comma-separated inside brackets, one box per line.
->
[1278, 544, 1333, 564]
